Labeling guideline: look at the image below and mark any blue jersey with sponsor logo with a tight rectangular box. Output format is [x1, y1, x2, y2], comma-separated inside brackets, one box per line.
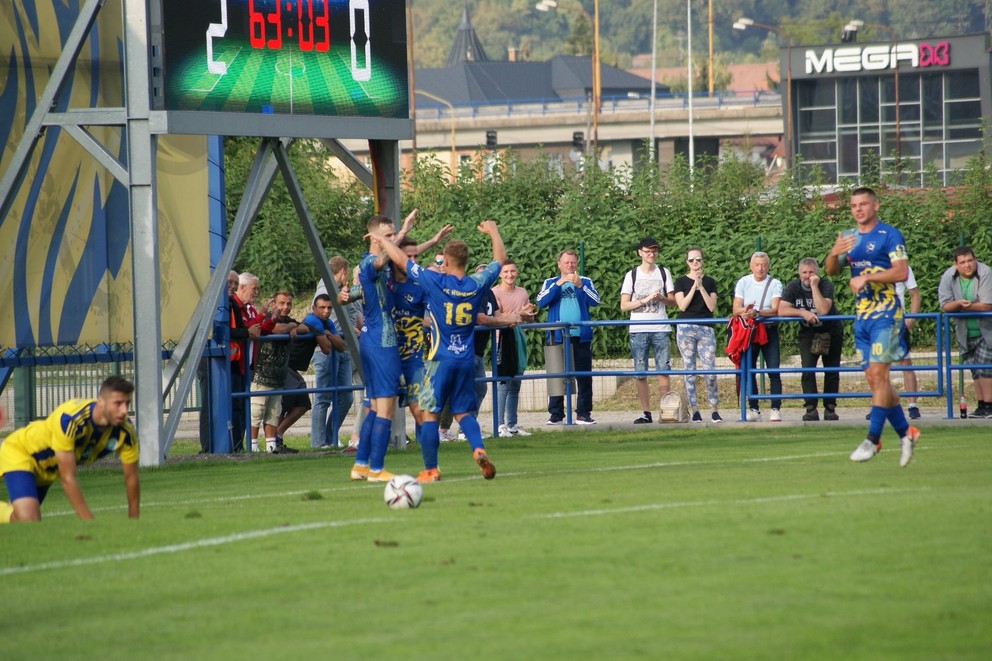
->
[408, 260, 501, 363]
[844, 221, 908, 320]
[392, 277, 427, 361]
[358, 253, 397, 348]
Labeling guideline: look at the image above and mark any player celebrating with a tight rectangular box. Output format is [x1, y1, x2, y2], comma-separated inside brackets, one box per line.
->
[0, 376, 140, 523]
[825, 187, 920, 466]
[373, 220, 506, 482]
[350, 215, 403, 483]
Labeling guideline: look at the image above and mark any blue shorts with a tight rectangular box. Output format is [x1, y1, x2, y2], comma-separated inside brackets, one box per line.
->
[400, 354, 425, 405]
[3, 471, 50, 503]
[855, 315, 908, 368]
[419, 359, 478, 415]
[359, 336, 401, 400]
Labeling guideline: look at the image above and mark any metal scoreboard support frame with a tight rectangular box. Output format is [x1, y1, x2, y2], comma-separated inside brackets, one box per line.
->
[0, 0, 412, 465]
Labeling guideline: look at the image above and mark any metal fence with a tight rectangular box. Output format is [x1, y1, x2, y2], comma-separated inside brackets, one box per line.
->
[1, 311, 989, 438]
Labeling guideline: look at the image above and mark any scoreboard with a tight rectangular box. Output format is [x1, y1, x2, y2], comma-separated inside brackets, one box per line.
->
[155, 0, 411, 139]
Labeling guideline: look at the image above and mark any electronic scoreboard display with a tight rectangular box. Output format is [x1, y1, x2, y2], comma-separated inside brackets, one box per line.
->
[157, 0, 411, 138]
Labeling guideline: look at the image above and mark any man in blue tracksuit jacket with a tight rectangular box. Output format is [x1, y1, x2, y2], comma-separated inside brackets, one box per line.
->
[536, 249, 601, 424]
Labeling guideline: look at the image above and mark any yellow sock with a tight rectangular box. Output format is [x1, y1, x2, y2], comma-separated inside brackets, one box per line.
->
[0, 500, 13, 524]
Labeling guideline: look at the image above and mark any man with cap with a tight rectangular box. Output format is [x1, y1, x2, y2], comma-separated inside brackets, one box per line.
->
[620, 237, 676, 423]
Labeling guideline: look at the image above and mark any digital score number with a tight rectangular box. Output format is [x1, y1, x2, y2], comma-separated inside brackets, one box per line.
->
[161, 0, 409, 123]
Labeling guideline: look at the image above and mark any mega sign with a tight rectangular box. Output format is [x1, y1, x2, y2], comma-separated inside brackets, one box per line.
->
[804, 42, 951, 74]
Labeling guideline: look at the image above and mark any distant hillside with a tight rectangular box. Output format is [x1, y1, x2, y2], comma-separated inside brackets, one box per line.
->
[412, 0, 990, 70]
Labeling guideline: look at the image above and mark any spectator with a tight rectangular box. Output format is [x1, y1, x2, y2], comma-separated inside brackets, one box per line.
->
[250, 291, 302, 453]
[493, 260, 535, 436]
[733, 252, 783, 422]
[198, 270, 246, 453]
[231, 273, 263, 451]
[780, 257, 843, 421]
[619, 237, 675, 424]
[536, 249, 601, 425]
[673, 247, 722, 423]
[313, 256, 360, 448]
[288, 293, 345, 449]
[896, 266, 922, 419]
[938, 246, 992, 418]
[826, 186, 919, 466]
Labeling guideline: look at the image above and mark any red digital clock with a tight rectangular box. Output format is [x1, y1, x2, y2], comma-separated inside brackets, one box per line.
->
[247, 0, 331, 52]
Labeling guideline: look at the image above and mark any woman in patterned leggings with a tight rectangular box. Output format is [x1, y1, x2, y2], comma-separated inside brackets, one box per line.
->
[673, 247, 722, 423]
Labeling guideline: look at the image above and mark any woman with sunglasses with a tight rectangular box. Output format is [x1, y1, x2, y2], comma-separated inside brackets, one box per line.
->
[673, 247, 723, 422]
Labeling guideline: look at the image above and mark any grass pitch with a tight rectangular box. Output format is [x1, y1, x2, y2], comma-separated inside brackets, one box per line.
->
[2, 426, 990, 660]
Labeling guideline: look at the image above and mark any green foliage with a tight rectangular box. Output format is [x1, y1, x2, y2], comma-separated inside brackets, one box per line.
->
[400, 148, 992, 362]
[224, 138, 372, 297]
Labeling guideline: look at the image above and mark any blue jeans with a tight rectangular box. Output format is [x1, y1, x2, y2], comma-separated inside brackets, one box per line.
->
[747, 324, 782, 411]
[629, 331, 671, 374]
[497, 378, 521, 427]
[311, 350, 354, 447]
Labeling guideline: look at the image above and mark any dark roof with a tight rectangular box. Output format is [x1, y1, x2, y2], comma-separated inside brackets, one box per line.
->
[444, 6, 489, 67]
[415, 56, 667, 107]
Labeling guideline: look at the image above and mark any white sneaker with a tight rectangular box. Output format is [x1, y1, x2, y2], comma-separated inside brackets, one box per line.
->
[498, 424, 513, 438]
[456, 432, 467, 441]
[508, 425, 531, 437]
[899, 426, 920, 467]
[850, 439, 879, 462]
[746, 409, 761, 422]
[439, 429, 456, 442]
[769, 409, 782, 422]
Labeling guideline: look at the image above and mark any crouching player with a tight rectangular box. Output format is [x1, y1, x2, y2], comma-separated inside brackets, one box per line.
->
[1, 376, 140, 523]
[374, 220, 506, 482]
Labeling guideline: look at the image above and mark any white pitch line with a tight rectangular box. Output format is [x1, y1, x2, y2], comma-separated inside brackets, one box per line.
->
[41, 444, 953, 518]
[535, 487, 929, 520]
[0, 516, 397, 577]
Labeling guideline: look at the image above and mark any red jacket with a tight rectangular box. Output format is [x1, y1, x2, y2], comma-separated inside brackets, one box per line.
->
[725, 316, 768, 367]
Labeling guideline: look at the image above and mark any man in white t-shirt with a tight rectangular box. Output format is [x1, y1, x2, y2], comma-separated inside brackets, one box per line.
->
[733, 251, 784, 422]
[620, 237, 675, 423]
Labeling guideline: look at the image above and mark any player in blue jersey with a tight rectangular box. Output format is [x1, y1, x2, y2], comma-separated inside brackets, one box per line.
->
[0, 376, 140, 523]
[349, 215, 404, 483]
[373, 220, 507, 482]
[826, 187, 920, 466]
[392, 237, 429, 445]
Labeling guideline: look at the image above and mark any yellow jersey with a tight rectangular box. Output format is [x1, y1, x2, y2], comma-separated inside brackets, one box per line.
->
[0, 399, 138, 486]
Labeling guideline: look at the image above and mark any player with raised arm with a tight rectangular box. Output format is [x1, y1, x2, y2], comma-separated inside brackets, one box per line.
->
[373, 220, 507, 482]
[349, 215, 402, 483]
[825, 187, 920, 466]
[0, 376, 140, 523]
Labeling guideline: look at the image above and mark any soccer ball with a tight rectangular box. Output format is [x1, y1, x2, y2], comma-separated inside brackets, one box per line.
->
[383, 474, 423, 510]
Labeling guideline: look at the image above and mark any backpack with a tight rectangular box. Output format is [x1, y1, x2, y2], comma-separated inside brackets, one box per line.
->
[659, 391, 689, 423]
[622, 266, 667, 300]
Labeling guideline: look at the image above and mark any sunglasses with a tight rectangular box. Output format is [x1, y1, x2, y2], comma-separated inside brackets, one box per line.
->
[687, 257, 703, 263]
[434, 259, 444, 265]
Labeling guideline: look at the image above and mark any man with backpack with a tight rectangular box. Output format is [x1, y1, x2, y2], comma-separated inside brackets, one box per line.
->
[620, 237, 676, 424]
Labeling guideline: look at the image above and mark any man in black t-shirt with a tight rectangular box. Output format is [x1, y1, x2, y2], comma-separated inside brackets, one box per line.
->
[780, 258, 844, 421]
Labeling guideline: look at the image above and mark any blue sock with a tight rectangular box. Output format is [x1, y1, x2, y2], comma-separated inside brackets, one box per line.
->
[458, 416, 485, 452]
[867, 406, 887, 444]
[415, 422, 422, 446]
[369, 416, 392, 472]
[355, 410, 376, 464]
[886, 405, 910, 439]
[420, 420, 439, 469]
